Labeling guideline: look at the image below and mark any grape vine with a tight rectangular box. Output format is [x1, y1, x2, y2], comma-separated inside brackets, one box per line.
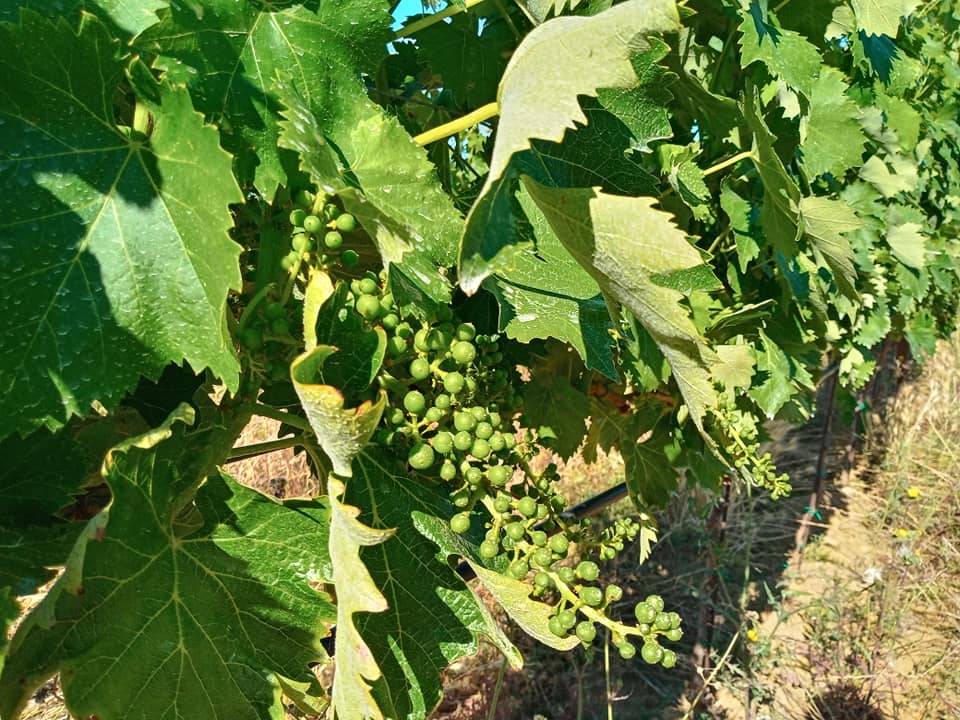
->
[1, 1, 958, 719]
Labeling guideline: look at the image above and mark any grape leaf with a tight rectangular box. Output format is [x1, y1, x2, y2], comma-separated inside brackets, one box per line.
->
[459, 0, 681, 293]
[850, 0, 920, 37]
[346, 450, 524, 719]
[522, 180, 718, 430]
[522, 374, 590, 460]
[886, 221, 926, 269]
[618, 402, 678, 507]
[800, 67, 868, 178]
[0, 405, 335, 720]
[859, 154, 917, 197]
[721, 183, 762, 273]
[0, 14, 243, 438]
[0, 0, 165, 36]
[799, 195, 863, 297]
[522, 0, 587, 23]
[486, 186, 616, 379]
[739, 0, 822, 96]
[137, 0, 392, 196]
[748, 331, 811, 417]
[327, 479, 395, 720]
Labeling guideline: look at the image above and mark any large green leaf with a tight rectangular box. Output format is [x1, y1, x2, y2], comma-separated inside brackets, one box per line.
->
[459, 0, 681, 293]
[522, 180, 718, 430]
[345, 450, 520, 720]
[0, 0, 166, 36]
[800, 67, 867, 178]
[137, 0, 392, 195]
[0, 13, 243, 437]
[850, 0, 920, 37]
[739, 0, 822, 96]
[799, 195, 863, 297]
[0, 405, 335, 720]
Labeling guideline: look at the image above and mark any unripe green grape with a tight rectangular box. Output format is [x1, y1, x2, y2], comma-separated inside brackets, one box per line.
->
[549, 535, 569, 556]
[454, 431, 473, 452]
[240, 327, 264, 351]
[600, 545, 617, 561]
[487, 412, 502, 428]
[634, 602, 656, 625]
[264, 302, 286, 321]
[517, 496, 538, 518]
[413, 328, 431, 353]
[270, 318, 291, 336]
[407, 443, 435, 470]
[434, 394, 451, 410]
[576, 621, 597, 644]
[665, 628, 683, 642]
[294, 189, 314, 208]
[387, 407, 405, 426]
[576, 561, 600, 582]
[661, 649, 677, 669]
[409, 358, 431, 380]
[579, 586, 604, 607]
[493, 494, 512, 513]
[464, 466, 483, 485]
[487, 465, 511, 487]
[605, 585, 623, 602]
[424, 407, 443, 423]
[403, 390, 427, 415]
[475, 422, 494, 440]
[557, 610, 577, 630]
[503, 434, 516, 450]
[531, 530, 548, 547]
[531, 547, 553, 568]
[289, 208, 307, 226]
[455, 323, 476, 341]
[451, 341, 477, 366]
[487, 433, 505, 453]
[380, 292, 394, 310]
[469, 406, 487, 422]
[395, 322, 413, 339]
[646, 594, 665, 613]
[548, 616, 567, 638]
[454, 412, 476, 432]
[322, 202, 339, 220]
[471, 438, 491, 459]
[291, 233, 312, 253]
[431, 431, 454, 455]
[450, 513, 471, 534]
[507, 559, 529, 579]
[440, 460, 457, 481]
[534, 571, 552, 589]
[638, 623, 651, 635]
[335, 213, 357, 232]
[451, 489, 470, 508]
[355, 295, 381, 320]
[653, 612, 672, 630]
[667, 612, 682, 629]
[505, 522, 526, 541]
[618, 641, 636, 660]
[558, 567, 576, 584]
[303, 215, 322, 233]
[479, 540, 499, 559]
[641, 642, 664, 665]
[465, 376, 478, 393]
[358, 278, 378, 295]
[428, 328, 451, 351]
[340, 249, 359, 266]
[386, 335, 408, 356]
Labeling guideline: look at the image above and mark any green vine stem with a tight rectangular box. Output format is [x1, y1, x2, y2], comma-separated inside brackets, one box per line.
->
[702, 150, 755, 177]
[227, 435, 303, 461]
[413, 101, 500, 146]
[243, 403, 313, 432]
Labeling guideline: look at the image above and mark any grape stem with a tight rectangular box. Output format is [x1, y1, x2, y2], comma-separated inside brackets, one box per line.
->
[227, 435, 303, 461]
[413, 102, 500, 146]
[545, 570, 645, 639]
[243, 403, 313, 432]
[702, 150, 755, 177]
[237, 282, 277, 332]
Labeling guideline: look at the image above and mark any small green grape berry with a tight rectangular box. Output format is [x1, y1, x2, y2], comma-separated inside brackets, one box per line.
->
[409, 358, 431, 380]
[469, 406, 487, 422]
[618, 641, 636, 660]
[431, 431, 454, 455]
[424, 407, 443, 423]
[471, 438, 491, 459]
[475, 422, 494, 440]
[434, 394, 451, 410]
[289, 208, 307, 227]
[579, 586, 604, 607]
[293, 189, 314, 208]
[517, 496, 538, 518]
[291, 233, 312, 253]
[634, 602, 656, 625]
[534, 571, 552, 589]
[605, 585, 624, 602]
[443, 372, 466, 394]
[654, 612, 673, 631]
[450, 513, 471, 534]
[454, 431, 473, 452]
[667, 612, 682, 629]
[322, 203, 340, 221]
[548, 616, 567, 638]
[355, 295, 381, 320]
[531, 548, 553, 568]
[456, 323, 476, 341]
[404, 390, 427, 415]
[600, 545, 617, 561]
[660, 649, 677, 669]
[487, 465, 511, 487]
[340, 249, 359, 266]
[576, 621, 597, 644]
[549, 535, 570, 556]
[530, 530, 548, 547]
[479, 540, 499, 559]
[464, 466, 483, 485]
[386, 335, 408, 356]
[641, 642, 664, 665]
[558, 567, 576, 584]
[665, 628, 683, 642]
[440, 460, 457, 481]
[358, 277, 378, 295]
[507, 559, 529, 579]
[576, 561, 600, 582]
[407, 443, 435, 470]
[386, 407, 405, 426]
[557, 610, 577, 630]
[451, 341, 477, 366]
[323, 231, 343, 249]
[270, 317, 291, 336]
[413, 328, 430, 353]
[335, 213, 357, 232]
[240, 327, 264, 351]
[264, 302, 286, 321]
[381, 313, 399, 331]
[505, 522, 526, 541]
[646, 595, 665, 613]
[493, 494, 512, 513]
[303, 215, 322, 234]
[453, 412, 476, 432]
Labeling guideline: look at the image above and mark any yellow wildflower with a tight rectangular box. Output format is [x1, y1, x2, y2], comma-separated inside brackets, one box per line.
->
[895, 527, 910, 538]
[906, 486, 920, 499]
[746, 628, 760, 643]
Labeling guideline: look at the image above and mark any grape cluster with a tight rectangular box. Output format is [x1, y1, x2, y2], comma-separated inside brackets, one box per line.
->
[298, 203, 684, 666]
[711, 398, 790, 499]
[285, 190, 361, 271]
